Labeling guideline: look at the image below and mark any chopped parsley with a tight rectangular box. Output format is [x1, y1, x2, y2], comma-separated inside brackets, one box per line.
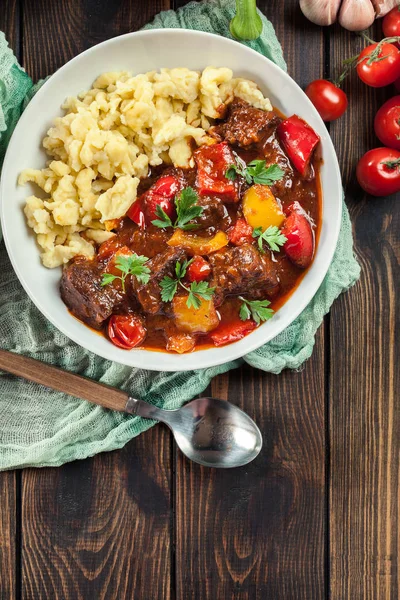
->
[151, 186, 204, 230]
[225, 159, 284, 186]
[160, 259, 215, 310]
[101, 253, 150, 293]
[239, 297, 274, 325]
[252, 225, 287, 253]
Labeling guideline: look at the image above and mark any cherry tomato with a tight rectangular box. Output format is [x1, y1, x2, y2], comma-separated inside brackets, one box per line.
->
[305, 80, 348, 122]
[374, 96, 400, 150]
[357, 43, 400, 88]
[382, 7, 400, 38]
[107, 315, 146, 350]
[281, 208, 314, 269]
[127, 175, 180, 227]
[127, 200, 146, 228]
[228, 218, 254, 246]
[356, 147, 400, 196]
[186, 256, 211, 282]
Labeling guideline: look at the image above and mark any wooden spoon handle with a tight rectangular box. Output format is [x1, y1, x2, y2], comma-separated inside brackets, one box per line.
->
[0, 348, 129, 413]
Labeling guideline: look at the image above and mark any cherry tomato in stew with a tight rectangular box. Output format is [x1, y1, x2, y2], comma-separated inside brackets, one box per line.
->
[356, 147, 400, 197]
[356, 43, 400, 88]
[382, 7, 400, 39]
[108, 315, 146, 350]
[186, 256, 211, 282]
[305, 80, 348, 122]
[374, 96, 400, 150]
[228, 218, 254, 246]
[277, 115, 320, 176]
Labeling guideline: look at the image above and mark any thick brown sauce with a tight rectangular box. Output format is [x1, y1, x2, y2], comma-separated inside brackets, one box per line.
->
[70, 104, 323, 353]
[139, 105, 323, 352]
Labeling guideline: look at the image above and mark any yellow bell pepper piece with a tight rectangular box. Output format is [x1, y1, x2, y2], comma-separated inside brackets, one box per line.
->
[172, 296, 220, 334]
[243, 184, 285, 231]
[167, 229, 228, 256]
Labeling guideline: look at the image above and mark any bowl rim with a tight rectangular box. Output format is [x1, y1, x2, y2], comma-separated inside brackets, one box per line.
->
[0, 28, 343, 372]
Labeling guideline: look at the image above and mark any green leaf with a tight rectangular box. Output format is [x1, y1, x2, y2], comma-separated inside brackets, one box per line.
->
[239, 296, 274, 325]
[225, 165, 238, 180]
[186, 291, 202, 310]
[239, 302, 251, 321]
[252, 163, 285, 186]
[175, 187, 204, 229]
[253, 225, 287, 253]
[151, 204, 173, 229]
[160, 276, 178, 303]
[101, 273, 119, 287]
[175, 259, 192, 280]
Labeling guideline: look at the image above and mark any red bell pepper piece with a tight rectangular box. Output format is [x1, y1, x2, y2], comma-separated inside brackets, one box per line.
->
[228, 218, 254, 246]
[127, 199, 146, 228]
[127, 175, 180, 227]
[210, 319, 257, 347]
[195, 142, 239, 202]
[277, 115, 320, 177]
[281, 205, 314, 269]
[186, 256, 211, 282]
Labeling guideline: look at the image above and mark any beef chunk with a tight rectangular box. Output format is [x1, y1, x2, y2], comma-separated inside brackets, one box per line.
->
[209, 244, 280, 305]
[129, 247, 185, 315]
[60, 259, 124, 329]
[190, 196, 231, 233]
[210, 98, 281, 148]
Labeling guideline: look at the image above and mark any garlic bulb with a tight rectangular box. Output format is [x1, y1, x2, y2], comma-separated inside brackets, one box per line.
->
[300, 0, 342, 25]
[371, 0, 399, 17]
[339, 0, 376, 31]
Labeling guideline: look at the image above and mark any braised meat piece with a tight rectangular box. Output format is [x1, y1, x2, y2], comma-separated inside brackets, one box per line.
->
[60, 258, 124, 329]
[190, 195, 231, 233]
[129, 247, 185, 315]
[210, 98, 281, 148]
[209, 244, 280, 305]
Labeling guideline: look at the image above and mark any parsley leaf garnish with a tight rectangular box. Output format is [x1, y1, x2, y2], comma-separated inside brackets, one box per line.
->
[239, 296, 274, 325]
[151, 187, 204, 231]
[225, 160, 284, 186]
[159, 259, 215, 309]
[101, 253, 150, 293]
[252, 225, 287, 253]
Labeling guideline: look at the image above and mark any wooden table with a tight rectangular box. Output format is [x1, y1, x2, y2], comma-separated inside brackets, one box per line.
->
[0, 1, 398, 598]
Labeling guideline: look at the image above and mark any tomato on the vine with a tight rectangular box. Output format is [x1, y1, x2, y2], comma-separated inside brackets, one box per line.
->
[382, 7, 400, 39]
[305, 80, 348, 122]
[108, 315, 146, 349]
[374, 96, 400, 151]
[356, 43, 400, 88]
[356, 147, 400, 197]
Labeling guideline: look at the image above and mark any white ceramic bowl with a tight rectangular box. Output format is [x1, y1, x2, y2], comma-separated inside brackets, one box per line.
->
[0, 29, 342, 372]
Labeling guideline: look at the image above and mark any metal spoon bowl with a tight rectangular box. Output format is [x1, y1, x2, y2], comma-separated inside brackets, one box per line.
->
[126, 396, 263, 468]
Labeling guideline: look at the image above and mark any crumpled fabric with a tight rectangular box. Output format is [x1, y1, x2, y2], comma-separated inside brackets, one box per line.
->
[0, 0, 360, 470]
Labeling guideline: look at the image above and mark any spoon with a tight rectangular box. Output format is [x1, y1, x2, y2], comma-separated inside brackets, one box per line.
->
[0, 349, 262, 468]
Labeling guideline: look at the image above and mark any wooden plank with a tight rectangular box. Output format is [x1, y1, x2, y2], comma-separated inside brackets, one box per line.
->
[174, 3, 327, 597]
[21, 0, 169, 78]
[21, 429, 172, 600]
[20, 1, 172, 599]
[0, 472, 17, 599]
[0, 5, 21, 599]
[329, 22, 400, 600]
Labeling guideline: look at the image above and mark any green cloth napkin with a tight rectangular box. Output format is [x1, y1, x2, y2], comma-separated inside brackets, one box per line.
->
[0, 0, 360, 471]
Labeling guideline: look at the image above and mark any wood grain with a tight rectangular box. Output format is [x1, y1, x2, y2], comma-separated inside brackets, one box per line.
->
[0, 4, 20, 599]
[21, 0, 169, 79]
[329, 21, 400, 600]
[0, 349, 129, 413]
[0, 472, 17, 599]
[174, 3, 328, 598]
[21, 429, 172, 600]
[18, 2, 173, 599]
